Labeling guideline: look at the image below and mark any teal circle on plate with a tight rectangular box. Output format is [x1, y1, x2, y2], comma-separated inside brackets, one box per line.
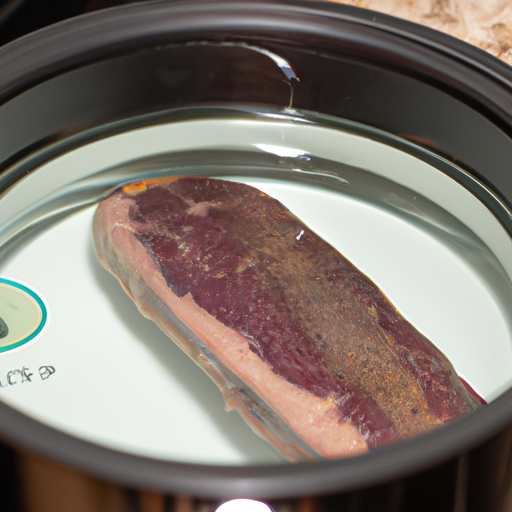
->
[0, 277, 49, 353]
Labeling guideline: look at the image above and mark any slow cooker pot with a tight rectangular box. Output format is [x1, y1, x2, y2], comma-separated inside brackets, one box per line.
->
[1, 1, 512, 510]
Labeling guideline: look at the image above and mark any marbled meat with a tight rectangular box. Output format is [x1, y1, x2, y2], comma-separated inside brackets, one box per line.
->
[93, 177, 483, 460]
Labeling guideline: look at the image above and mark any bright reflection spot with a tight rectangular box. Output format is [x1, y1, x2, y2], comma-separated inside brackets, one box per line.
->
[215, 498, 273, 512]
[254, 143, 307, 158]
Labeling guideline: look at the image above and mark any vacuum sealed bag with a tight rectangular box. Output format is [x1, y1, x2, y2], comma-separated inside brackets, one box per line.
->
[93, 177, 483, 461]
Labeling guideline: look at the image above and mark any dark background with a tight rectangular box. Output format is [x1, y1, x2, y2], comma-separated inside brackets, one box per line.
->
[0, 0, 147, 47]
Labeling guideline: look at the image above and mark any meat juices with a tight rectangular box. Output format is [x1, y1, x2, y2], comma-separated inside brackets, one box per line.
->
[93, 177, 483, 461]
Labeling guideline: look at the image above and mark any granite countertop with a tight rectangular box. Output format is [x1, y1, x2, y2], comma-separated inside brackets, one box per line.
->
[330, 0, 512, 65]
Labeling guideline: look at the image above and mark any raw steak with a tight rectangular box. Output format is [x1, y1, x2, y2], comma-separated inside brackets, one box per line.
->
[93, 177, 483, 461]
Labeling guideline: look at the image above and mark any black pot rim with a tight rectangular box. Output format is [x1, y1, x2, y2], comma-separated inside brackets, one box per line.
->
[1, 0, 512, 500]
[2, 0, 512, 102]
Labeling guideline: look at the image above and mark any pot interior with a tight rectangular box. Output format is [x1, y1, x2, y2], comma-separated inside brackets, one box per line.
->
[0, 106, 510, 465]
[1, 0, 512, 497]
